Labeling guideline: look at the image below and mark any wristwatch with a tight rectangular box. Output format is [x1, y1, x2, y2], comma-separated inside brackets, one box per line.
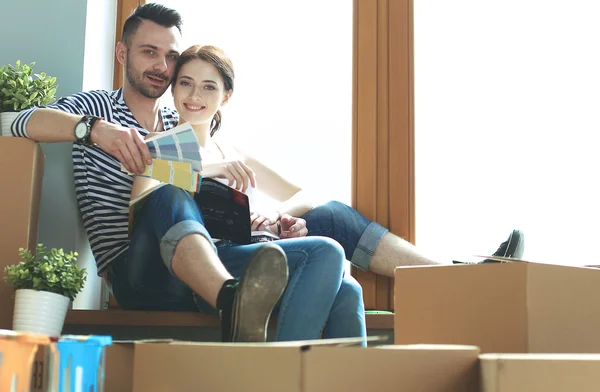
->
[74, 115, 102, 145]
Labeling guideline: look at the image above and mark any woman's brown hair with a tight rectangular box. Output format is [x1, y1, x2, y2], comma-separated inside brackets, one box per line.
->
[174, 45, 235, 136]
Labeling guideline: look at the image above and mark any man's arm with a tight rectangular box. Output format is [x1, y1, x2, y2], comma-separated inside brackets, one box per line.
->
[11, 94, 152, 174]
[12, 108, 81, 142]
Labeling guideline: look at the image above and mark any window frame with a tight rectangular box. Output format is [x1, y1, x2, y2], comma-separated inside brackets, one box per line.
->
[113, 0, 414, 312]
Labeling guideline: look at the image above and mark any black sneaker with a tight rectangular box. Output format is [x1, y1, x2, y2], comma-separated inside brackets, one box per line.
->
[453, 229, 524, 264]
[218, 243, 288, 342]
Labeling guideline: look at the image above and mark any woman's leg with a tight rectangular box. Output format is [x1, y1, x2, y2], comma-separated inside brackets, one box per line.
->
[322, 274, 367, 345]
[212, 236, 365, 341]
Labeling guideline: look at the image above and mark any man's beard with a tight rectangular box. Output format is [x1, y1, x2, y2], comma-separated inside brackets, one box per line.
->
[125, 56, 170, 99]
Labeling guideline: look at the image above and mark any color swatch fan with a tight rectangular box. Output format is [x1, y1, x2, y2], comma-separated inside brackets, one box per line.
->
[121, 122, 203, 192]
[145, 121, 202, 172]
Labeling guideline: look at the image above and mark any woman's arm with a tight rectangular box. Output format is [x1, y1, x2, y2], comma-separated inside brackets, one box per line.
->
[236, 148, 317, 218]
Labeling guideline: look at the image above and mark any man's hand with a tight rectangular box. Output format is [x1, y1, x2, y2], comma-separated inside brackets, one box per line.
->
[278, 213, 308, 238]
[91, 121, 152, 175]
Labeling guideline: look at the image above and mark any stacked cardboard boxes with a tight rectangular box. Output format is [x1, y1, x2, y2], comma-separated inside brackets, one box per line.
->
[394, 261, 600, 391]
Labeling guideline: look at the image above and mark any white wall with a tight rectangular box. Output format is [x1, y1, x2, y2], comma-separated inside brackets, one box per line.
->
[83, 0, 117, 91]
[71, 0, 118, 309]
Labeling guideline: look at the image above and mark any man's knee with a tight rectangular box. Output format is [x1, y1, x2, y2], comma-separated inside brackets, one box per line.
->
[316, 200, 349, 215]
[151, 184, 193, 205]
[304, 200, 349, 224]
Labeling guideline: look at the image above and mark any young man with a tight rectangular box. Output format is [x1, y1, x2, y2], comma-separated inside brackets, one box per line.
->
[11, 3, 367, 344]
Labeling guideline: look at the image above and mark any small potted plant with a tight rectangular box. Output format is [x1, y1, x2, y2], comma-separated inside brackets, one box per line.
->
[4, 244, 87, 336]
[0, 60, 58, 136]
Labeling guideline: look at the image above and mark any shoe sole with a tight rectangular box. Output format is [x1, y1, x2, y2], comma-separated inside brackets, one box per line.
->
[231, 243, 288, 342]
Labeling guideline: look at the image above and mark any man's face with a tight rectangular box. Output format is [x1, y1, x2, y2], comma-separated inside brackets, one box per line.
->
[124, 20, 181, 99]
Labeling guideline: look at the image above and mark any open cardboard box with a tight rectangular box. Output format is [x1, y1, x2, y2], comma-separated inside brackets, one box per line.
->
[103, 337, 479, 392]
[394, 260, 600, 353]
[480, 353, 600, 392]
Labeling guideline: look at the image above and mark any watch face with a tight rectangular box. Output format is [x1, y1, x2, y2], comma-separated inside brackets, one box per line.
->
[75, 123, 88, 139]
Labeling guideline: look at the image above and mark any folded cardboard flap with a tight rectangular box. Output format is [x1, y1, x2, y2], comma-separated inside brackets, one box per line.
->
[0, 138, 45, 330]
[480, 353, 600, 392]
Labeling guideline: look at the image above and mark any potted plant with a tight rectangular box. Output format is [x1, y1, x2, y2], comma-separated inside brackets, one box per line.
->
[0, 60, 58, 136]
[4, 244, 87, 336]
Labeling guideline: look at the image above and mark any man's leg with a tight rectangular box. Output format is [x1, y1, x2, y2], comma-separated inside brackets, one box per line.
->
[109, 185, 287, 342]
[199, 236, 366, 342]
[302, 201, 524, 278]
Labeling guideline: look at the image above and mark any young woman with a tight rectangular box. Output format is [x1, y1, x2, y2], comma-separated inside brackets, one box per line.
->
[155, 46, 525, 284]
[131, 45, 367, 344]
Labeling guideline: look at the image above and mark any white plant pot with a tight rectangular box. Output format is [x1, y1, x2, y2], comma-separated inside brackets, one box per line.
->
[1, 111, 20, 136]
[12, 289, 70, 336]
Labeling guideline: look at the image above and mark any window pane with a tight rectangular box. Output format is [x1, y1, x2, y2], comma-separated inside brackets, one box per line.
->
[415, 1, 600, 265]
[156, 1, 353, 207]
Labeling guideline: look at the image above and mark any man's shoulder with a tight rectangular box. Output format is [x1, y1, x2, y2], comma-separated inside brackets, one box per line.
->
[161, 106, 178, 118]
[67, 89, 120, 104]
[161, 106, 179, 129]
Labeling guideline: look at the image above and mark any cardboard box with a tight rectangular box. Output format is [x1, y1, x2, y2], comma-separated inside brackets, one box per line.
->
[104, 343, 135, 392]
[30, 343, 58, 392]
[0, 138, 44, 330]
[394, 262, 600, 353]
[105, 339, 479, 392]
[133, 342, 479, 392]
[480, 353, 600, 392]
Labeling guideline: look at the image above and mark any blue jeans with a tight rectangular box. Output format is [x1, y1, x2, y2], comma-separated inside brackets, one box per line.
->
[108, 185, 366, 343]
[301, 201, 389, 271]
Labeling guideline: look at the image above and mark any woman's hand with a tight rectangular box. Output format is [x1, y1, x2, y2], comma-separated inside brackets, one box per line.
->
[202, 160, 256, 192]
[250, 211, 279, 231]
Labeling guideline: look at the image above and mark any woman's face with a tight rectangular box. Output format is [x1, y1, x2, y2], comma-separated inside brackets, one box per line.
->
[172, 58, 230, 126]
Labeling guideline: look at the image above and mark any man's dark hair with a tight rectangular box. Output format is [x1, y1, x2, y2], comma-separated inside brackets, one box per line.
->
[122, 3, 183, 45]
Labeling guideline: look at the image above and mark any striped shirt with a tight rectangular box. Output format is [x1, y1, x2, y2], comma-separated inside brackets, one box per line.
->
[11, 88, 178, 274]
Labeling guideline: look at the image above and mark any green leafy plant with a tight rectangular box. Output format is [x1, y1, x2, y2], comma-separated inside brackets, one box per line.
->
[3, 244, 87, 301]
[0, 60, 58, 112]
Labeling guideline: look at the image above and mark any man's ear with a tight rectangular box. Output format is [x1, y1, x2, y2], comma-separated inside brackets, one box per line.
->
[115, 41, 127, 66]
[221, 90, 233, 106]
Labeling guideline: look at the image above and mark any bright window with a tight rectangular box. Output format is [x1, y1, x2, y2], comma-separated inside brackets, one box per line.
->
[414, 1, 600, 265]
[155, 1, 353, 208]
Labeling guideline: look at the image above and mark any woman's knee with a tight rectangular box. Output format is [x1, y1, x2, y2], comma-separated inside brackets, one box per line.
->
[292, 236, 345, 273]
[337, 276, 364, 308]
[312, 236, 345, 262]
